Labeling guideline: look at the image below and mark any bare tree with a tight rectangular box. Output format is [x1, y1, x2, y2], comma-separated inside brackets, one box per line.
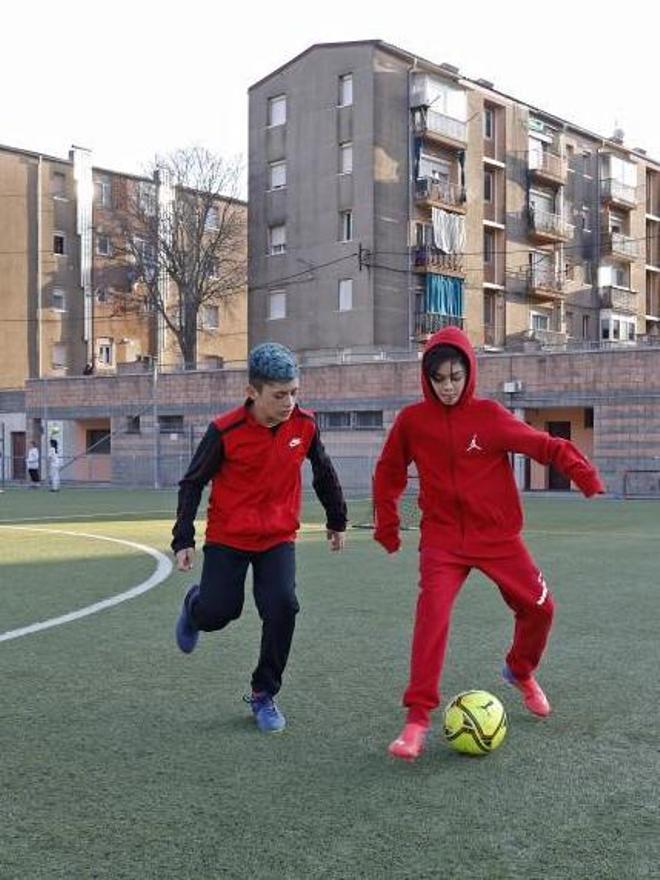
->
[111, 146, 246, 369]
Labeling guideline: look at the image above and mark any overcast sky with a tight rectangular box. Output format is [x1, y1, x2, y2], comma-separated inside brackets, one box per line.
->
[2, 0, 657, 192]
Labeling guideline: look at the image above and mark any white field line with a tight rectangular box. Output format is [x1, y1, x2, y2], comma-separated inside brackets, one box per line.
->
[0, 526, 172, 643]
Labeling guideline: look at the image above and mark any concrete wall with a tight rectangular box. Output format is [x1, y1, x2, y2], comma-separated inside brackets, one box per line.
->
[24, 345, 660, 494]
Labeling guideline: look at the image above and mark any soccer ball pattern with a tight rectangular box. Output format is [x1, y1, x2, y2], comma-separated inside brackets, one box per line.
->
[444, 690, 507, 756]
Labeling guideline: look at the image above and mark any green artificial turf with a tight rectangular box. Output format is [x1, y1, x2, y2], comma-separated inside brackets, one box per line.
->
[0, 489, 657, 879]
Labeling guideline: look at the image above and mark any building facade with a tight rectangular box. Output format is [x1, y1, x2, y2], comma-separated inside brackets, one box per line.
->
[0, 142, 248, 480]
[247, 40, 660, 357]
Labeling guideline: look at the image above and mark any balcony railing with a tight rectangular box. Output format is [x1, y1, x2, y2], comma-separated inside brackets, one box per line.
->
[603, 231, 639, 260]
[601, 178, 637, 207]
[528, 208, 572, 241]
[528, 266, 564, 299]
[600, 286, 638, 313]
[414, 312, 464, 337]
[413, 108, 467, 145]
[528, 151, 568, 183]
[415, 177, 466, 210]
[413, 246, 464, 274]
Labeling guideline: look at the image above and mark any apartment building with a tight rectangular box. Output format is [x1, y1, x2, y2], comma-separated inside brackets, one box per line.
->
[0, 142, 247, 482]
[0, 143, 247, 388]
[247, 40, 660, 356]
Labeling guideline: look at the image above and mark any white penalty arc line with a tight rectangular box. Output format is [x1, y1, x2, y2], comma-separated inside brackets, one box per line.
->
[0, 526, 173, 643]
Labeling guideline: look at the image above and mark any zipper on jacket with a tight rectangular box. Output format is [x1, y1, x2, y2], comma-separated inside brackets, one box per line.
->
[444, 407, 465, 544]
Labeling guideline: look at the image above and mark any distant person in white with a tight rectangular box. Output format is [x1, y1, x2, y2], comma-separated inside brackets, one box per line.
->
[48, 438, 61, 492]
[27, 441, 40, 487]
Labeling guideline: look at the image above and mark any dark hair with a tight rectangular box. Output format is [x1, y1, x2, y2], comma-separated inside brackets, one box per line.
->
[50, 438, 58, 451]
[423, 344, 469, 381]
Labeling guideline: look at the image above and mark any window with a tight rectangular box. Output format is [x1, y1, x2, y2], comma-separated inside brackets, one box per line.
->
[97, 338, 114, 366]
[484, 170, 493, 203]
[582, 314, 591, 338]
[205, 206, 220, 230]
[138, 182, 156, 216]
[483, 107, 494, 140]
[126, 416, 141, 434]
[268, 225, 286, 255]
[354, 411, 383, 429]
[269, 161, 286, 190]
[317, 411, 351, 430]
[158, 415, 184, 435]
[97, 175, 111, 207]
[268, 290, 286, 320]
[86, 429, 111, 454]
[51, 288, 66, 311]
[316, 410, 383, 430]
[581, 206, 591, 232]
[584, 408, 594, 429]
[339, 210, 353, 242]
[483, 229, 495, 264]
[531, 312, 550, 332]
[339, 142, 353, 175]
[51, 343, 67, 368]
[97, 234, 111, 256]
[338, 279, 353, 311]
[203, 305, 219, 329]
[267, 95, 286, 126]
[419, 154, 450, 182]
[53, 233, 65, 255]
[338, 74, 353, 107]
[135, 237, 158, 279]
[52, 171, 66, 198]
[613, 262, 630, 288]
[584, 261, 593, 284]
[483, 291, 496, 326]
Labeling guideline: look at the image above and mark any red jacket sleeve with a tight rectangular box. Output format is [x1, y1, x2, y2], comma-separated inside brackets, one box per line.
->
[492, 405, 605, 497]
[372, 413, 413, 552]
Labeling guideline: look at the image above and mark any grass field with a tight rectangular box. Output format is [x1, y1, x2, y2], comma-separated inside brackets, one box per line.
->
[0, 488, 658, 879]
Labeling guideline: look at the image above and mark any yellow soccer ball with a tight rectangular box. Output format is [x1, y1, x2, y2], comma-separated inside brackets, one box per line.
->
[444, 690, 508, 756]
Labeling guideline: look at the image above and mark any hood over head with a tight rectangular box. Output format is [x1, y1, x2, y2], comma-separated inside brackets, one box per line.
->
[421, 326, 477, 408]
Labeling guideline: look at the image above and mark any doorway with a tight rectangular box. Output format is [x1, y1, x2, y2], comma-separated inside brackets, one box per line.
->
[546, 421, 571, 490]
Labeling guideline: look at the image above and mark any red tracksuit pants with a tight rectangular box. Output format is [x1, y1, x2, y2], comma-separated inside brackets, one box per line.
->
[404, 539, 554, 726]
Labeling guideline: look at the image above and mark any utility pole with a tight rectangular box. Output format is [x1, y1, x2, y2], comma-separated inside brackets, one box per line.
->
[152, 358, 160, 489]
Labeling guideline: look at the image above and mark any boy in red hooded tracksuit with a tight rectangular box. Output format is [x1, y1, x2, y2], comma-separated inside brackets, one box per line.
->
[373, 327, 605, 760]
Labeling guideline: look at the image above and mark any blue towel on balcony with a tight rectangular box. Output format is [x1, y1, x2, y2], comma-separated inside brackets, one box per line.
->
[425, 274, 463, 317]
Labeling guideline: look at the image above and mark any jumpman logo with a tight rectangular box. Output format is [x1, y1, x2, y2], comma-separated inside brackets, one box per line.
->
[466, 433, 483, 453]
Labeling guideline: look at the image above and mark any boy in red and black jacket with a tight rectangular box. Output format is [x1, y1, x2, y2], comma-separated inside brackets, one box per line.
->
[172, 343, 347, 733]
[373, 327, 604, 761]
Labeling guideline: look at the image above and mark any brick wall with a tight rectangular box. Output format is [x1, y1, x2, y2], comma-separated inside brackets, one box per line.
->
[25, 347, 660, 494]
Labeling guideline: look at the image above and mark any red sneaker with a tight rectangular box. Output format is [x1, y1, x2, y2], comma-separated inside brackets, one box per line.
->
[503, 665, 551, 716]
[388, 723, 429, 761]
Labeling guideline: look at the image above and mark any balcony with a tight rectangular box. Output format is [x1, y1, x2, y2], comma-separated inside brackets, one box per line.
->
[600, 286, 638, 314]
[528, 208, 573, 243]
[602, 231, 639, 261]
[415, 177, 466, 213]
[528, 266, 564, 302]
[528, 151, 568, 186]
[601, 178, 637, 209]
[413, 246, 464, 276]
[412, 108, 467, 149]
[414, 312, 464, 339]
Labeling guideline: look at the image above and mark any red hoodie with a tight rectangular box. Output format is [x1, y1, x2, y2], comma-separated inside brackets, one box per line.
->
[373, 327, 604, 556]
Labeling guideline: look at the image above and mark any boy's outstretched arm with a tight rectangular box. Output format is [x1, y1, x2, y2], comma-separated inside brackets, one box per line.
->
[171, 424, 224, 567]
[494, 405, 605, 496]
[307, 425, 348, 551]
[373, 414, 412, 553]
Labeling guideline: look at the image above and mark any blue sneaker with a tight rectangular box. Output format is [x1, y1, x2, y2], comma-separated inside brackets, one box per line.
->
[175, 585, 200, 654]
[246, 692, 286, 733]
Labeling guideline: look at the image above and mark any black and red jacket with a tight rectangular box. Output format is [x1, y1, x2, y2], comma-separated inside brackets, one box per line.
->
[172, 402, 347, 553]
[373, 327, 605, 556]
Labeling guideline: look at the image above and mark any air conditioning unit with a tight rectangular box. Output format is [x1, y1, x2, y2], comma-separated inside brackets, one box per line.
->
[503, 380, 523, 393]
